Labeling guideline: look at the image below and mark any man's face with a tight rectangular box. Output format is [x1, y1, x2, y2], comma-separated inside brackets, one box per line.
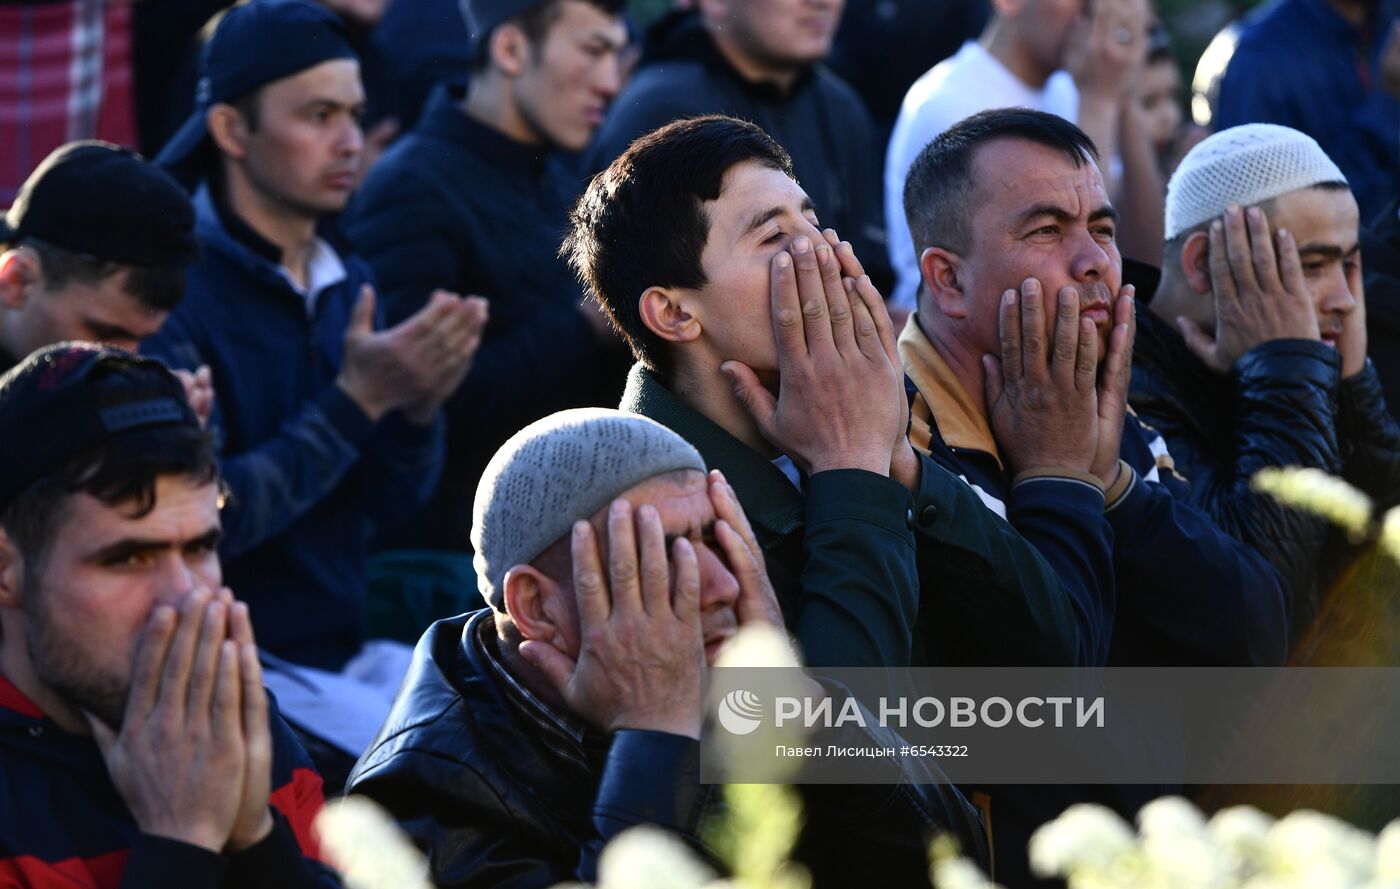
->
[1138, 59, 1182, 155]
[956, 138, 1121, 361]
[1016, 0, 1085, 75]
[688, 159, 821, 382]
[1258, 187, 1361, 352]
[712, 0, 844, 70]
[11, 476, 222, 727]
[237, 58, 365, 218]
[4, 261, 167, 355]
[515, 1, 627, 152]
[555, 471, 741, 668]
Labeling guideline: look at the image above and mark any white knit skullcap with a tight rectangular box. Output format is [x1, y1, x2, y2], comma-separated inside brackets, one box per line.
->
[471, 408, 707, 609]
[1165, 124, 1347, 239]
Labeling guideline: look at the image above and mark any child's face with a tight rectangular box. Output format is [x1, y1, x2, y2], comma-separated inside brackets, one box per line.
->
[1138, 58, 1183, 154]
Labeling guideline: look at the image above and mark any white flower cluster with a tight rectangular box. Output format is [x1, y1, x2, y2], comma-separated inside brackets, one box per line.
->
[932, 797, 1400, 889]
[313, 796, 433, 889]
[1251, 466, 1374, 542]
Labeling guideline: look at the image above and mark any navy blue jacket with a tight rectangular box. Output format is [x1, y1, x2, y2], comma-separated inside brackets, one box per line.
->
[0, 675, 340, 888]
[345, 85, 625, 551]
[1216, 0, 1400, 221]
[144, 190, 444, 669]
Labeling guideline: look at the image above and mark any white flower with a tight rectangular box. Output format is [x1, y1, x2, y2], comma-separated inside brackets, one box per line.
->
[1138, 797, 1208, 839]
[1029, 804, 1136, 879]
[714, 623, 802, 670]
[1375, 821, 1400, 880]
[596, 826, 717, 889]
[314, 796, 431, 889]
[1209, 805, 1276, 877]
[931, 856, 1001, 889]
[1381, 507, 1400, 566]
[1260, 810, 1375, 886]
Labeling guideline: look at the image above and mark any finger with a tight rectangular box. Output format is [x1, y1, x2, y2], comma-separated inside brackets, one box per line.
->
[195, 365, 212, 386]
[1076, 317, 1099, 393]
[709, 471, 764, 569]
[570, 520, 610, 627]
[770, 251, 807, 364]
[791, 236, 834, 355]
[82, 711, 119, 757]
[240, 643, 271, 770]
[606, 499, 642, 614]
[670, 537, 700, 620]
[228, 598, 256, 648]
[720, 361, 779, 439]
[1102, 287, 1136, 397]
[715, 519, 765, 606]
[1177, 316, 1219, 367]
[1275, 228, 1308, 296]
[186, 599, 228, 718]
[1206, 219, 1238, 306]
[1223, 205, 1259, 295]
[212, 640, 243, 739]
[855, 273, 899, 368]
[824, 230, 866, 281]
[1020, 278, 1048, 383]
[518, 640, 577, 693]
[817, 240, 857, 354]
[982, 353, 1006, 408]
[1246, 206, 1283, 294]
[125, 604, 176, 722]
[846, 277, 884, 362]
[635, 504, 670, 616]
[998, 289, 1021, 387]
[1052, 286, 1082, 388]
[157, 588, 212, 718]
[347, 284, 376, 337]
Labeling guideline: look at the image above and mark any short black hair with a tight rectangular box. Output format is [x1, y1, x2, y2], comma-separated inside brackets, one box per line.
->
[26, 238, 188, 312]
[903, 108, 1100, 258]
[0, 364, 218, 577]
[468, 0, 627, 75]
[563, 115, 795, 375]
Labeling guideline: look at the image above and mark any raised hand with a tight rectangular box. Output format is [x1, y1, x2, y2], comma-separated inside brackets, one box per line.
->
[225, 593, 273, 852]
[983, 278, 1099, 478]
[707, 469, 782, 630]
[1177, 205, 1320, 372]
[172, 365, 214, 428]
[337, 284, 490, 423]
[1064, 0, 1149, 103]
[517, 500, 706, 739]
[722, 234, 902, 477]
[85, 588, 248, 852]
[1092, 285, 1136, 488]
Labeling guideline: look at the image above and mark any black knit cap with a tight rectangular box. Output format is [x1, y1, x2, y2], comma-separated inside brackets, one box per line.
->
[460, 0, 544, 55]
[157, 0, 358, 187]
[0, 142, 196, 268]
[0, 343, 200, 512]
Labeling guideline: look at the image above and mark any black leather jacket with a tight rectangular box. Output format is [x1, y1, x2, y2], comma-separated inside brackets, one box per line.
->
[1130, 289, 1400, 639]
[346, 610, 986, 889]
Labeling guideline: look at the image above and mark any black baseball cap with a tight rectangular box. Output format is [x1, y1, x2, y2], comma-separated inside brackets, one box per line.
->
[0, 142, 196, 268]
[157, 0, 358, 187]
[0, 343, 201, 512]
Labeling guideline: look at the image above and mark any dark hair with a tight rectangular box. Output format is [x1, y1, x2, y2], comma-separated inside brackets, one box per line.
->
[468, 0, 627, 75]
[903, 108, 1100, 258]
[27, 238, 188, 312]
[562, 115, 795, 375]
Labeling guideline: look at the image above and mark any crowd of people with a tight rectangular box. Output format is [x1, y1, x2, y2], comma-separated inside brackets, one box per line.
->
[1, 0, 1398, 887]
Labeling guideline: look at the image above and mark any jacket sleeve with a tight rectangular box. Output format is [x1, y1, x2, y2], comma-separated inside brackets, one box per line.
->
[357, 411, 445, 528]
[143, 311, 380, 559]
[910, 453, 1082, 666]
[1106, 419, 1290, 666]
[1133, 340, 1345, 611]
[793, 470, 920, 669]
[1005, 473, 1118, 666]
[1337, 359, 1400, 510]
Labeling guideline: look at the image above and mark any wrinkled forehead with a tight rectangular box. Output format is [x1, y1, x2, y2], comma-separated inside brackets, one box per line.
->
[1263, 186, 1360, 247]
[587, 469, 713, 536]
[971, 138, 1108, 220]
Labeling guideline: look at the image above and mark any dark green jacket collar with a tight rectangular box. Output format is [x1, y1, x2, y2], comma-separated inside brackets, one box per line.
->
[619, 364, 803, 541]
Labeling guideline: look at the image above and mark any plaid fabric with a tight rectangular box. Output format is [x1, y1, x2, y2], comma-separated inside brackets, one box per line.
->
[0, 0, 135, 207]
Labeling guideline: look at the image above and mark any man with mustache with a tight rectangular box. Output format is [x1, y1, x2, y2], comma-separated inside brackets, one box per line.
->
[1131, 123, 1400, 645]
[898, 107, 1286, 885]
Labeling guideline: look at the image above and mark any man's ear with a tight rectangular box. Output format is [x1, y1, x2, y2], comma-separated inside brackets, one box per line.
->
[0, 528, 25, 610]
[1180, 230, 1212, 295]
[639, 286, 702, 345]
[207, 103, 252, 161]
[489, 21, 532, 78]
[0, 249, 40, 311]
[920, 246, 969, 320]
[501, 564, 568, 647]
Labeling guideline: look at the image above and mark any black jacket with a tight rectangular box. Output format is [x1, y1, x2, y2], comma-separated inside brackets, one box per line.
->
[1130, 279, 1400, 640]
[346, 611, 986, 889]
[587, 11, 891, 289]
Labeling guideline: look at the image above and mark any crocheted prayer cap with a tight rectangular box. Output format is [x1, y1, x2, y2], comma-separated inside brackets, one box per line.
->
[1165, 124, 1347, 239]
[471, 408, 707, 609]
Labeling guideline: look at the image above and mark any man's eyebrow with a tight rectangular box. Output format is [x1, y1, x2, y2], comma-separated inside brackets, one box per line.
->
[1089, 205, 1121, 226]
[1296, 242, 1359, 259]
[85, 527, 222, 563]
[743, 197, 818, 236]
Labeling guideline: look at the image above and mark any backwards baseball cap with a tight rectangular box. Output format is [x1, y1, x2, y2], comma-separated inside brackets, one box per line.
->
[1166, 123, 1348, 239]
[157, 0, 357, 186]
[459, 0, 545, 56]
[471, 408, 707, 610]
[0, 343, 202, 512]
[0, 142, 196, 268]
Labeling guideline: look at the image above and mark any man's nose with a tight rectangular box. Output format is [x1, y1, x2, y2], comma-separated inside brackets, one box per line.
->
[1070, 230, 1112, 281]
[699, 547, 741, 611]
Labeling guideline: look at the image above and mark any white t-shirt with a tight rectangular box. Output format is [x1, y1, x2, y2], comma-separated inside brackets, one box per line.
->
[884, 41, 1079, 310]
